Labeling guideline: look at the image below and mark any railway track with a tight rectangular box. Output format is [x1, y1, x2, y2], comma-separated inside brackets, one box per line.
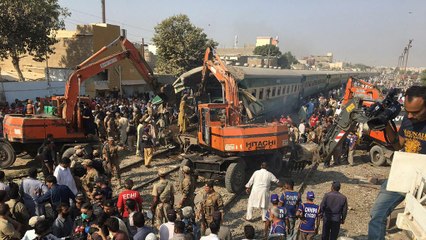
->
[6, 145, 179, 182]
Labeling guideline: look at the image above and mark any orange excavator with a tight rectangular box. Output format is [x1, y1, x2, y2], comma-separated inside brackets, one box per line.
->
[324, 77, 404, 166]
[178, 48, 303, 193]
[0, 36, 165, 168]
[342, 77, 383, 106]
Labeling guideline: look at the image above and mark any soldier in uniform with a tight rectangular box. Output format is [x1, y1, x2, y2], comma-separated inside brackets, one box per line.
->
[70, 147, 84, 169]
[80, 159, 99, 196]
[96, 112, 107, 140]
[142, 127, 154, 168]
[198, 180, 224, 235]
[102, 137, 123, 184]
[146, 101, 154, 117]
[151, 168, 175, 229]
[136, 119, 146, 157]
[106, 113, 119, 140]
[177, 166, 195, 209]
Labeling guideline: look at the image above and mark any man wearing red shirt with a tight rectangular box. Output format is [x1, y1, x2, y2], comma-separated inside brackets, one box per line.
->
[309, 114, 319, 128]
[117, 179, 143, 218]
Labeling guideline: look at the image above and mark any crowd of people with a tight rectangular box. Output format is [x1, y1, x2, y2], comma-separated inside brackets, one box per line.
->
[244, 162, 348, 240]
[0, 162, 349, 240]
[1, 82, 424, 240]
[275, 91, 357, 167]
[0, 88, 354, 240]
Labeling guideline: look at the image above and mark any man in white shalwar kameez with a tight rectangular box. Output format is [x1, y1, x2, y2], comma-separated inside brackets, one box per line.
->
[118, 114, 129, 146]
[53, 157, 78, 195]
[245, 162, 280, 221]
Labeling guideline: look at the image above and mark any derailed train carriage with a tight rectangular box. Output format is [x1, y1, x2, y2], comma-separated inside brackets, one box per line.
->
[176, 66, 377, 121]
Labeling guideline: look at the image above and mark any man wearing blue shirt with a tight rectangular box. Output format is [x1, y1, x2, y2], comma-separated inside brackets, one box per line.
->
[36, 175, 75, 214]
[279, 179, 301, 239]
[320, 181, 347, 240]
[297, 191, 320, 240]
[265, 194, 288, 237]
[269, 207, 286, 238]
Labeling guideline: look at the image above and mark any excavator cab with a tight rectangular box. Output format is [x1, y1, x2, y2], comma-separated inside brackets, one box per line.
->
[197, 103, 228, 147]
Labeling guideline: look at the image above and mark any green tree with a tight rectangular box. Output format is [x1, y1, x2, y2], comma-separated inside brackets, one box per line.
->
[278, 51, 298, 69]
[421, 70, 426, 86]
[152, 14, 217, 77]
[253, 44, 282, 57]
[0, 0, 69, 81]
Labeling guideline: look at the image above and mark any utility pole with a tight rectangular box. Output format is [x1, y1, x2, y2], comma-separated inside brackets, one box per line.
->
[267, 45, 271, 68]
[141, 38, 146, 59]
[101, 0, 106, 23]
[403, 39, 413, 74]
[397, 55, 403, 70]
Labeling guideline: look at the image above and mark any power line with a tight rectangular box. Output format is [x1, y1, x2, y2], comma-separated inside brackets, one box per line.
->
[65, 18, 86, 25]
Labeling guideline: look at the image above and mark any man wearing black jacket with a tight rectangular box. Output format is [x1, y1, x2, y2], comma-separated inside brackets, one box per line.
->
[36, 175, 75, 215]
[320, 181, 348, 240]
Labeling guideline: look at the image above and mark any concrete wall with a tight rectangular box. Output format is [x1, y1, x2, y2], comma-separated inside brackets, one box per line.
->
[0, 81, 86, 104]
[48, 68, 74, 81]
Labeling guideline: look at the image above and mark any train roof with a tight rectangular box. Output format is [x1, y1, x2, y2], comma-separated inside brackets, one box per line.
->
[229, 66, 371, 80]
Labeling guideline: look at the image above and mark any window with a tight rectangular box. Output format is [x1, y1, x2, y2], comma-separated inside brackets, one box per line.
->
[259, 88, 264, 100]
[286, 85, 290, 94]
[272, 87, 276, 97]
[277, 86, 281, 96]
[252, 89, 257, 98]
[266, 88, 271, 98]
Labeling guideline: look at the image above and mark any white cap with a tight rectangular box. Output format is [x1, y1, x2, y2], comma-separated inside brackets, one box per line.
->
[29, 215, 45, 227]
[145, 233, 157, 240]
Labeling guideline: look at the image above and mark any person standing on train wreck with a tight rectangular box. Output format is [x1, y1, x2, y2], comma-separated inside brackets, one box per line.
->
[245, 162, 280, 222]
[178, 94, 189, 134]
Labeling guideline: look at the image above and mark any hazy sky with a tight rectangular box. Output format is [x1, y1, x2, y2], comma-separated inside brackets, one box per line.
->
[58, 0, 426, 67]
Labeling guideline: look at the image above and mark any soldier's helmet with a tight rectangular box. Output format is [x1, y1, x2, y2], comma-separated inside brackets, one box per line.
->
[181, 166, 191, 174]
[158, 168, 167, 177]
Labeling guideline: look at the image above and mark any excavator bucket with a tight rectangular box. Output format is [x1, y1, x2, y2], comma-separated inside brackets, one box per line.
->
[288, 161, 309, 172]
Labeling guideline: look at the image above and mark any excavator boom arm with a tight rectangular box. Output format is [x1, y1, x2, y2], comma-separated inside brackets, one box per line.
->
[342, 77, 383, 105]
[201, 48, 240, 126]
[320, 98, 369, 162]
[63, 36, 159, 125]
